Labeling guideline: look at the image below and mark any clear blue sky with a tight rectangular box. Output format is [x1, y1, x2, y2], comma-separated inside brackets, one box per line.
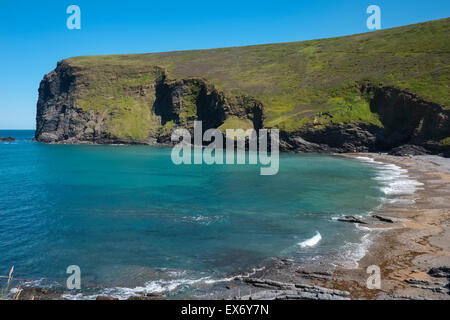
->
[0, 0, 449, 129]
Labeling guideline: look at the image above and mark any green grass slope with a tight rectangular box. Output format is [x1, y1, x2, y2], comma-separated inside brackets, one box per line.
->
[69, 18, 449, 135]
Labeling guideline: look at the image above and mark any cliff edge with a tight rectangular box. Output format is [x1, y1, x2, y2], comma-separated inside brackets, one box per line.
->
[35, 18, 450, 155]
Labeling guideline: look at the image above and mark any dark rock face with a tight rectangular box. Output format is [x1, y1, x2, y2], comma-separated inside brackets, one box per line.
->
[389, 144, 429, 156]
[35, 61, 264, 146]
[35, 62, 449, 157]
[0, 137, 15, 142]
[428, 267, 450, 278]
[154, 77, 226, 130]
[35, 61, 111, 144]
[280, 84, 450, 156]
[367, 85, 450, 148]
[241, 278, 350, 300]
[153, 76, 263, 135]
[280, 123, 384, 153]
[337, 216, 368, 224]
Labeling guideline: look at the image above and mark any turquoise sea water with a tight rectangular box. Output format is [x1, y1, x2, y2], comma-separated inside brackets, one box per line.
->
[0, 130, 387, 298]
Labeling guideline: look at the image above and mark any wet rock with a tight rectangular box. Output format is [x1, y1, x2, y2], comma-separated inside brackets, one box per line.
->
[372, 215, 395, 223]
[0, 136, 15, 141]
[404, 278, 449, 295]
[146, 292, 164, 297]
[127, 295, 166, 300]
[391, 294, 430, 300]
[96, 296, 119, 300]
[241, 278, 350, 300]
[428, 267, 450, 278]
[337, 216, 367, 224]
[243, 278, 295, 290]
[296, 270, 333, 281]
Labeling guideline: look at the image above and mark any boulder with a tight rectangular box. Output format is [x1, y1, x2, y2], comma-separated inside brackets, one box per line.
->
[0, 136, 15, 142]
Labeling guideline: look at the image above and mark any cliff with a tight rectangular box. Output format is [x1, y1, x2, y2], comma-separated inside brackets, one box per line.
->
[35, 18, 450, 155]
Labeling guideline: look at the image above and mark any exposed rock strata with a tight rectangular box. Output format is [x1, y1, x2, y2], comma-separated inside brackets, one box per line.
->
[35, 61, 449, 156]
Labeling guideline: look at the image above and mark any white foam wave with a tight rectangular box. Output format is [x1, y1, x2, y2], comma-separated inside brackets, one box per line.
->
[62, 266, 266, 300]
[356, 156, 423, 197]
[337, 233, 373, 269]
[180, 215, 223, 225]
[298, 231, 322, 248]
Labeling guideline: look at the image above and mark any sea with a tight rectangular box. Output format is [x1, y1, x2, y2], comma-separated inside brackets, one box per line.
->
[0, 130, 423, 299]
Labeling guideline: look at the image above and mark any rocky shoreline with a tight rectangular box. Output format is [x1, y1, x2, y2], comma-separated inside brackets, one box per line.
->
[34, 58, 450, 157]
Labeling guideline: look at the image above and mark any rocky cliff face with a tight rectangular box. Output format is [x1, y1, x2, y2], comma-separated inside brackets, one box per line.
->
[35, 18, 450, 155]
[35, 61, 449, 156]
[35, 61, 113, 144]
[35, 61, 264, 145]
[280, 84, 450, 156]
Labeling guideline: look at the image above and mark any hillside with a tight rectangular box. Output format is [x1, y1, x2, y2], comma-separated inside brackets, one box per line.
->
[35, 18, 450, 155]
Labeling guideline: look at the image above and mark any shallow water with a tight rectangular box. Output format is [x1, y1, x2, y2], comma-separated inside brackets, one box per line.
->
[0, 130, 401, 297]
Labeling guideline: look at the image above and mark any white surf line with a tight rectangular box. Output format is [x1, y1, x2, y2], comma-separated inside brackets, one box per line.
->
[298, 231, 322, 248]
[62, 265, 268, 300]
[355, 155, 423, 198]
[338, 154, 423, 268]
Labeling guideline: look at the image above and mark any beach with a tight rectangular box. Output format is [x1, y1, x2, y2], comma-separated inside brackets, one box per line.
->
[214, 153, 450, 300]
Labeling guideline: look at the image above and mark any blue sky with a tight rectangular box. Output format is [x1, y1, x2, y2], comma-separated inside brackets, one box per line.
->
[0, 0, 449, 129]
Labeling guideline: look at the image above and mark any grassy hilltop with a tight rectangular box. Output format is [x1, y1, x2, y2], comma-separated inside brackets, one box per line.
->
[61, 18, 449, 141]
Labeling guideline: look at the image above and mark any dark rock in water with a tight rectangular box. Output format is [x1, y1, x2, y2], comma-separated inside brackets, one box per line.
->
[389, 144, 429, 156]
[337, 216, 367, 224]
[96, 296, 119, 300]
[372, 215, 395, 223]
[428, 267, 450, 278]
[0, 136, 15, 142]
[127, 295, 166, 300]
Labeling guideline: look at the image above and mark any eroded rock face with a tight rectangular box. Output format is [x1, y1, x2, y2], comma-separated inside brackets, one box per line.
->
[35, 61, 449, 157]
[35, 61, 264, 146]
[281, 123, 384, 153]
[35, 61, 111, 144]
[280, 85, 450, 155]
[367, 85, 450, 147]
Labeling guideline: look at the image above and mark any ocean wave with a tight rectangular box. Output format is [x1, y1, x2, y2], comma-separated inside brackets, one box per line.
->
[61, 277, 212, 300]
[298, 231, 322, 248]
[356, 156, 423, 197]
[336, 233, 373, 269]
[179, 215, 223, 225]
[62, 266, 266, 300]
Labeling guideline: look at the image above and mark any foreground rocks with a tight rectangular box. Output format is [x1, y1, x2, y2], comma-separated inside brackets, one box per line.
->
[337, 216, 368, 224]
[239, 278, 350, 300]
[428, 267, 450, 278]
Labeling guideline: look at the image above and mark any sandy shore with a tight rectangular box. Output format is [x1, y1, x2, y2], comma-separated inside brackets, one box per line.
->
[11, 153, 450, 300]
[343, 154, 450, 299]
